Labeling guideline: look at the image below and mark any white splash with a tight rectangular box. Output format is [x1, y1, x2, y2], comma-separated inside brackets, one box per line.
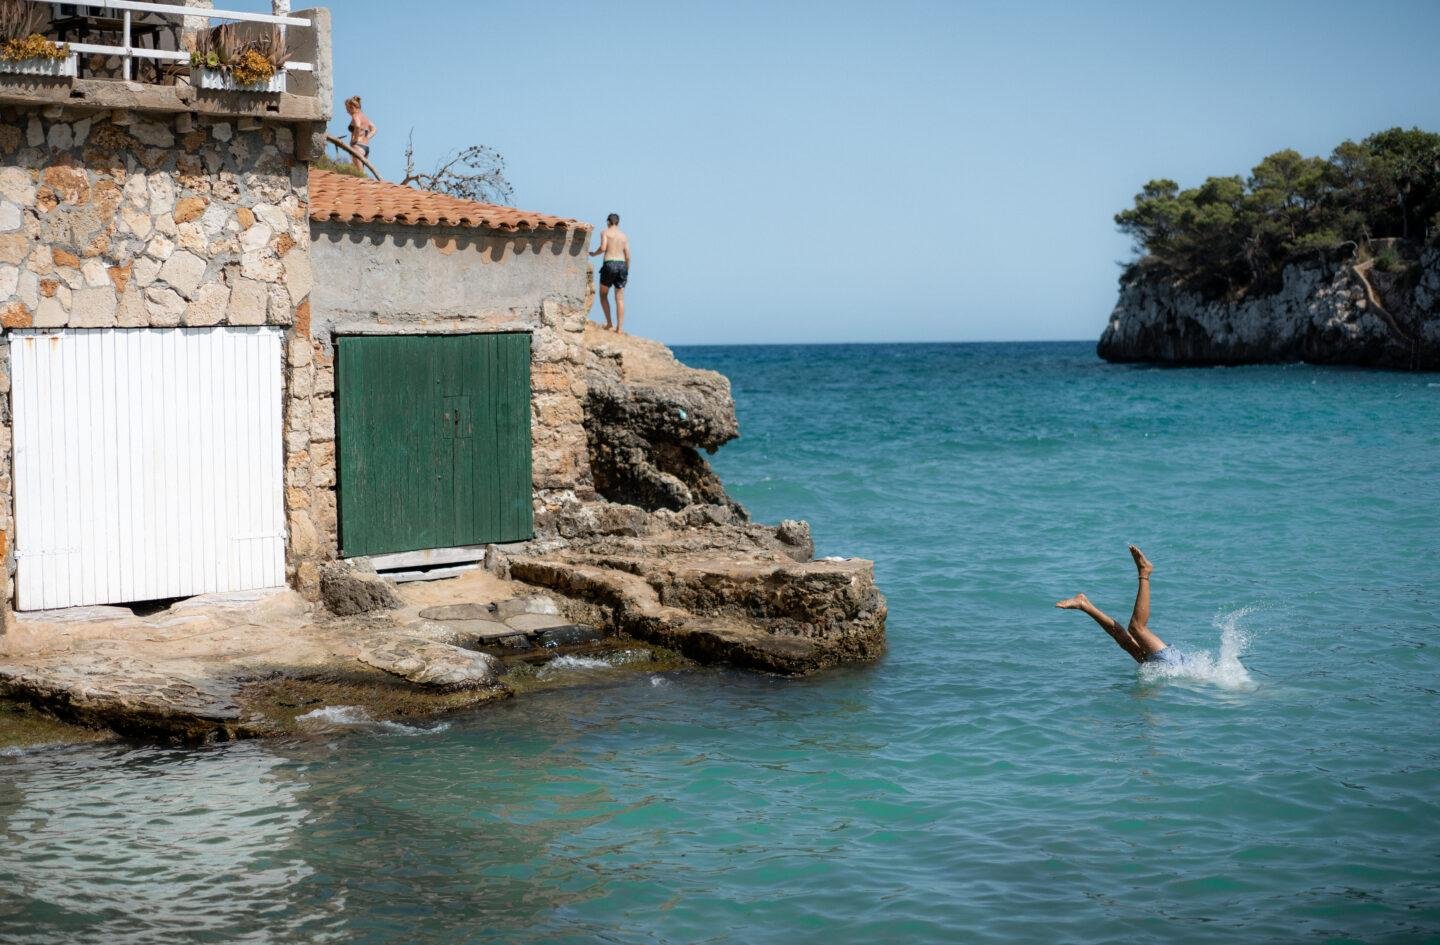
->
[296, 705, 450, 736]
[537, 649, 655, 679]
[1140, 605, 1256, 691]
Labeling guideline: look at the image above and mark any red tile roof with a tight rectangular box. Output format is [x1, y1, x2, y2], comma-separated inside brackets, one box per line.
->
[309, 170, 586, 233]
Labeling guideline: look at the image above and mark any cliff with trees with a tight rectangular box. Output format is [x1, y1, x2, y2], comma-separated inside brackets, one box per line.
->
[1098, 128, 1440, 369]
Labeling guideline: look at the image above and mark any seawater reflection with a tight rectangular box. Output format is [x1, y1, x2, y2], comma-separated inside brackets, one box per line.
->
[1, 740, 324, 943]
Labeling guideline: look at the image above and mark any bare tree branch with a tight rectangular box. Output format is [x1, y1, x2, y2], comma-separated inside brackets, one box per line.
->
[401, 129, 514, 206]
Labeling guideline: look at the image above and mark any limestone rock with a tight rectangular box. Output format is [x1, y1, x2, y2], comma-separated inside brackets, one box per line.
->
[319, 559, 400, 616]
[1098, 247, 1440, 370]
[581, 325, 746, 515]
[227, 275, 267, 325]
[356, 640, 501, 691]
[419, 603, 496, 621]
[159, 250, 206, 298]
[776, 519, 814, 562]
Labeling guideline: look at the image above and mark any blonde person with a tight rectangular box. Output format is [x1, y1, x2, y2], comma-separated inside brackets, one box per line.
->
[345, 95, 376, 171]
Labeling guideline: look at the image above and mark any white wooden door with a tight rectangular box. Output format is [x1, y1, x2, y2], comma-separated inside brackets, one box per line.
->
[10, 327, 287, 610]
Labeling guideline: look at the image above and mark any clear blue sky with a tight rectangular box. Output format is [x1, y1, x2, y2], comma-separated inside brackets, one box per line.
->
[323, 0, 1440, 346]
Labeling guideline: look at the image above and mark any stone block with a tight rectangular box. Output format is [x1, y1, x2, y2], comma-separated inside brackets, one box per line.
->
[0, 301, 31, 329]
[282, 248, 312, 301]
[42, 165, 87, 205]
[184, 282, 229, 326]
[173, 196, 207, 224]
[241, 250, 282, 282]
[288, 510, 317, 556]
[116, 288, 146, 327]
[0, 168, 36, 207]
[107, 262, 132, 295]
[227, 275, 267, 325]
[159, 250, 206, 298]
[239, 221, 273, 253]
[288, 335, 313, 368]
[0, 234, 26, 265]
[0, 202, 21, 233]
[310, 397, 335, 441]
[311, 441, 336, 487]
[130, 118, 175, 149]
[120, 205, 153, 239]
[81, 258, 109, 288]
[145, 234, 175, 261]
[71, 286, 117, 327]
[176, 222, 207, 255]
[144, 286, 185, 326]
[267, 283, 292, 325]
[134, 255, 161, 288]
[34, 295, 66, 327]
[0, 265, 18, 300]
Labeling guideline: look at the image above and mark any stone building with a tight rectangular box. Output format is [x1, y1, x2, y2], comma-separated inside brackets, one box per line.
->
[0, 3, 606, 616]
[303, 170, 595, 582]
[0, 3, 336, 614]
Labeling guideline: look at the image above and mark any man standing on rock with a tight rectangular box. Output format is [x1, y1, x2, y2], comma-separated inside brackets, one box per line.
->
[590, 213, 630, 333]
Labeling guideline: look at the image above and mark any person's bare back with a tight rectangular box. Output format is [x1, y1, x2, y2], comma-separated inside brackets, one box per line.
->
[590, 213, 631, 332]
[600, 226, 628, 261]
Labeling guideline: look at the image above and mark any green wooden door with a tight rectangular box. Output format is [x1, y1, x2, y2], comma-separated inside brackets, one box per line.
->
[336, 333, 533, 557]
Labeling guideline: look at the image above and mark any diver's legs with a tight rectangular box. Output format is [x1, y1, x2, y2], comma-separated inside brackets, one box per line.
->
[1057, 593, 1146, 663]
[1126, 545, 1168, 658]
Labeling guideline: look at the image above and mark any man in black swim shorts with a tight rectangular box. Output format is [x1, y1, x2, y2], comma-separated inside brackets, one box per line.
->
[590, 212, 630, 332]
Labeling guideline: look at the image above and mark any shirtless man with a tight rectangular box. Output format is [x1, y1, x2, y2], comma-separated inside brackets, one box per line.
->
[589, 213, 630, 332]
[344, 96, 376, 172]
[1056, 545, 1183, 665]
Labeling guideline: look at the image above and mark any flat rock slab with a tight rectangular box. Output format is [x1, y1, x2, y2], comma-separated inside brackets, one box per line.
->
[357, 640, 501, 691]
[418, 603, 496, 621]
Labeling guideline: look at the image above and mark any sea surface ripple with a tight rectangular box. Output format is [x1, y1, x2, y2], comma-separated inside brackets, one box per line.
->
[2, 342, 1438, 944]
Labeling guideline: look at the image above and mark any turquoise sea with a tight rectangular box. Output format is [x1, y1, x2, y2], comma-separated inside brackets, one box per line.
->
[3, 341, 1439, 944]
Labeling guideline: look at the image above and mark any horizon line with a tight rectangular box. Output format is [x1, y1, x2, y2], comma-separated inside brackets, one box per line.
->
[664, 338, 1097, 348]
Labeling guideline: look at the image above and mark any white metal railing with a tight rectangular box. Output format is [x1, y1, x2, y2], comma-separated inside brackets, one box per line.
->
[19, 0, 313, 83]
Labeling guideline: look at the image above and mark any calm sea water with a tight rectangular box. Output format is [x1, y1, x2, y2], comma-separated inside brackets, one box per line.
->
[3, 342, 1439, 944]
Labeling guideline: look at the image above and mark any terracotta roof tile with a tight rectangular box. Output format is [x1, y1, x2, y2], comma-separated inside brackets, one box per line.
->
[309, 170, 585, 233]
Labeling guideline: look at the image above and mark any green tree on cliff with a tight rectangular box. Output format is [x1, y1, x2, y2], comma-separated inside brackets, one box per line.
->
[1117, 127, 1440, 298]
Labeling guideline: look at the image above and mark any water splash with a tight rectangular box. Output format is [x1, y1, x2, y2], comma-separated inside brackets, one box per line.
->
[295, 705, 451, 736]
[1140, 605, 1256, 691]
[537, 649, 656, 679]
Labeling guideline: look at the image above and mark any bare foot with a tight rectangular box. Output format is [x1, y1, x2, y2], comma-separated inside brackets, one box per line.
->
[1055, 594, 1090, 610]
[1128, 545, 1153, 577]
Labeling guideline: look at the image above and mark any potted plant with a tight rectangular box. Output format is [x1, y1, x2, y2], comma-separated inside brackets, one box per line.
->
[190, 23, 287, 93]
[0, 0, 74, 77]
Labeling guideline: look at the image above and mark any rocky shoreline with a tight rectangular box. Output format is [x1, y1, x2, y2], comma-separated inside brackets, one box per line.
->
[1098, 246, 1440, 369]
[0, 327, 886, 745]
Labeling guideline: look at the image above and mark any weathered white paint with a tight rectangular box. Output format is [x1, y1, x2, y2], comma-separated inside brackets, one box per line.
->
[11, 328, 287, 610]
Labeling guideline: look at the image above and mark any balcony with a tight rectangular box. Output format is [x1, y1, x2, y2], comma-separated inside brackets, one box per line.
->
[0, 0, 331, 122]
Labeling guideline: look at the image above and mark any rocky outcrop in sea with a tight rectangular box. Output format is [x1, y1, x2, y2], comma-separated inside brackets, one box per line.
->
[1098, 246, 1440, 369]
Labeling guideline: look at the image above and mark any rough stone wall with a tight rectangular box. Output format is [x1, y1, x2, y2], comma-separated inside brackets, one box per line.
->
[0, 104, 320, 609]
[1098, 249, 1440, 369]
[307, 220, 595, 553]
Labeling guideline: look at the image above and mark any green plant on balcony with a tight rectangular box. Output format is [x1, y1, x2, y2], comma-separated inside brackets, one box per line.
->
[189, 23, 287, 89]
